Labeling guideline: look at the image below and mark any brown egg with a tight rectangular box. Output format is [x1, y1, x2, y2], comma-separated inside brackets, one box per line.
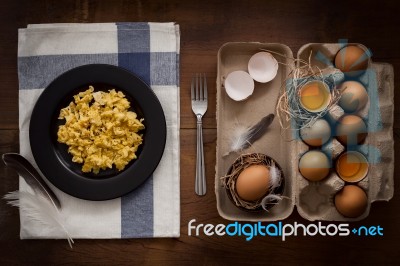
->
[334, 45, 369, 74]
[298, 151, 331, 182]
[236, 165, 270, 202]
[336, 115, 367, 146]
[334, 185, 368, 218]
[300, 119, 331, 147]
[337, 81, 369, 113]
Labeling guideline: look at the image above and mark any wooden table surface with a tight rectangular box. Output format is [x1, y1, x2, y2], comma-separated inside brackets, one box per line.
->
[1, 0, 399, 265]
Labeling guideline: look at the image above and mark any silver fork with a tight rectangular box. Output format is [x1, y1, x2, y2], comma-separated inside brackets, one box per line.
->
[191, 73, 208, 196]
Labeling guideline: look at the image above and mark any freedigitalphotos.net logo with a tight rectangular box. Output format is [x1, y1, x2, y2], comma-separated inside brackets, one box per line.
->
[188, 219, 383, 241]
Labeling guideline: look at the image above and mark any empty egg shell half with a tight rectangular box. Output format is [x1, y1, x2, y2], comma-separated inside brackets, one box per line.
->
[300, 119, 331, 147]
[299, 151, 331, 182]
[299, 80, 331, 113]
[248, 52, 279, 83]
[224, 70, 255, 101]
[336, 151, 369, 183]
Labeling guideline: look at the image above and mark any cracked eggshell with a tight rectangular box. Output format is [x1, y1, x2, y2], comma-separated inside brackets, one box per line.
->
[248, 52, 278, 83]
[224, 70, 255, 101]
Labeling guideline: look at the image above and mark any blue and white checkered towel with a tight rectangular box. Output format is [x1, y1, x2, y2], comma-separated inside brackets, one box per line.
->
[17, 23, 180, 238]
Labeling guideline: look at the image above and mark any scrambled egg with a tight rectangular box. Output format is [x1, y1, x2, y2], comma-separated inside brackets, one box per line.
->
[57, 86, 145, 174]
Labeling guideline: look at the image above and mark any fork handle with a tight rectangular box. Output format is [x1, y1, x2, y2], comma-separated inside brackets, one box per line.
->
[195, 115, 206, 196]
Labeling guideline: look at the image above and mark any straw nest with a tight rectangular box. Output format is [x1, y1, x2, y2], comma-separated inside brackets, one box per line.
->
[261, 49, 345, 131]
[221, 153, 284, 212]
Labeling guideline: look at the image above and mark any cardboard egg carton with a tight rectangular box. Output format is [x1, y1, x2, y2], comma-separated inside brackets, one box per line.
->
[215, 42, 394, 221]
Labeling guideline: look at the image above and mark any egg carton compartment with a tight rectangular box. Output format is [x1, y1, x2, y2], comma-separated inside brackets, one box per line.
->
[332, 177, 372, 221]
[215, 42, 296, 222]
[297, 153, 373, 221]
[295, 43, 394, 221]
[379, 105, 394, 127]
[373, 167, 394, 201]
[297, 172, 346, 221]
[296, 168, 345, 197]
[358, 175, 370, 191]
[215, 42, 394, 222]
[327, 104, 345, 122]
[322, 138, 345, 160]
[371, 130, 393, 145]
[372, 63, 394, 102]
[296, 138, 310, 152]
[294, 138, 370, 221]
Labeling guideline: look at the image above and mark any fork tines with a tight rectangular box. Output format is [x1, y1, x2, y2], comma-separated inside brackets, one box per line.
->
[191, 73, 207, 102]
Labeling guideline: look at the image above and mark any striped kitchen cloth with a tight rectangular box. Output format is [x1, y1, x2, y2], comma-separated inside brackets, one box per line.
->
[17, 23, 180, 238]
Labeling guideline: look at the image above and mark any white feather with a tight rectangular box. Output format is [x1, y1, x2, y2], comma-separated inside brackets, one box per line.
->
[261, 194, 283, 211]
[231, 125, 249, 152]
[4, 191, 74, 248]
[269, 164, 282, 191]
[260, 164, 283, 211]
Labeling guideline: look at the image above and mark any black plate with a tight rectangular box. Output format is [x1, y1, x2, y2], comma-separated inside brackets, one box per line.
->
[29, 64, 166, 200]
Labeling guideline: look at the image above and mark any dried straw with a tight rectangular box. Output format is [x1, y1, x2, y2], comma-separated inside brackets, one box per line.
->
[221, 153, 283, 211]
[260, 48, 344, 131]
